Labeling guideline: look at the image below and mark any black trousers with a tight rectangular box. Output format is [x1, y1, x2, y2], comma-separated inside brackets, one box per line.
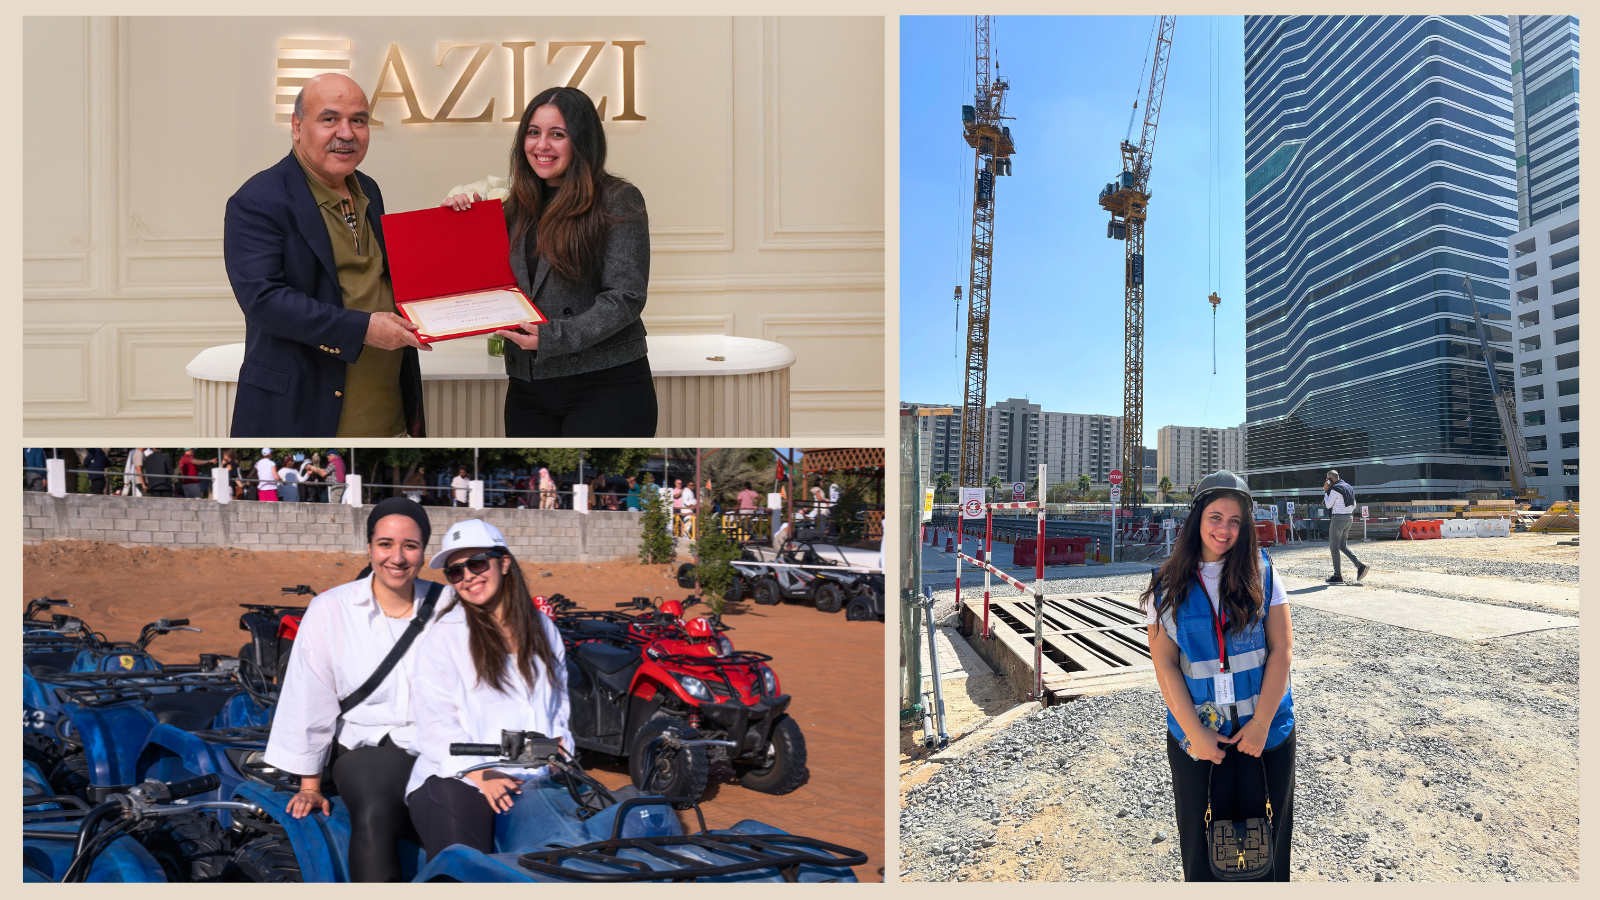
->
[1166, 727, 1296, 881]
[328, 737, 420, 882]
[408, 775, 497, 861]
[504, 356, 657, 437]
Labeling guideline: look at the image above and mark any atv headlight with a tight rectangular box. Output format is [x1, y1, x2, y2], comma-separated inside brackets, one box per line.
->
[674, 674, 714, 702]
[715, 636, 733, 657]
[759, 664, 778, 696]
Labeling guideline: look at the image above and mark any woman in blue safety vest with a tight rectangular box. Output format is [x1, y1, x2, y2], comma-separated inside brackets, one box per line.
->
[1140, 469, 1296, 880]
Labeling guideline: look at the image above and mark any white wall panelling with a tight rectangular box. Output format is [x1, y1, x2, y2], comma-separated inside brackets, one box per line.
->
[24, 16, 884, 437]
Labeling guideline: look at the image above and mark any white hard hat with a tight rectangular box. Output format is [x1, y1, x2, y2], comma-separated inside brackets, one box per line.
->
[261, 447, 273, 456]
[429, 518, 509, 569]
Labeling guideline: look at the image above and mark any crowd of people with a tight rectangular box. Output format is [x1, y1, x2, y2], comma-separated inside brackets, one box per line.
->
[26, 450, 866, 545]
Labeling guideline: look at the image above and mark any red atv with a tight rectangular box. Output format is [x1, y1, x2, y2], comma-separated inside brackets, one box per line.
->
[555, 596, 807, 807]
[236, 586, 312, 683]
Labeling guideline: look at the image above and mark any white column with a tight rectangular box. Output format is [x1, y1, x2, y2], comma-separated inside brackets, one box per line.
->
[46, 458, 67, 498]
[344, 474, 364, 507]
[213, 466, 230, 504]
[573, 484, 589, 513]
[468, 480, 485, 510]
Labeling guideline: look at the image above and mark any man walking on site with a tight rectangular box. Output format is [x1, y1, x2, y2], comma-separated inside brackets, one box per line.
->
[1324, 469, 1369, 584]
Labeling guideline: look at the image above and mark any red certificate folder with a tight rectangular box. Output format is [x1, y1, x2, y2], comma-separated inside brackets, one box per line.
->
[381, 199, 547, 343]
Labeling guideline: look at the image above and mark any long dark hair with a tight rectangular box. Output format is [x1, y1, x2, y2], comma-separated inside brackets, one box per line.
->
[1141, 490, 1264, 637]
[452, 550, 563, 694]
[505, 86, 634, 284]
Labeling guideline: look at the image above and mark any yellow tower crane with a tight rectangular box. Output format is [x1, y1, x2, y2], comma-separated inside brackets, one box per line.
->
[957, 15, 1016, 489]
[1098, 15, 1175, 512]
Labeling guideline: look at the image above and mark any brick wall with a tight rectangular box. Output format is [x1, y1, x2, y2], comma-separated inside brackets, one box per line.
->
[22, 493, 644, 563]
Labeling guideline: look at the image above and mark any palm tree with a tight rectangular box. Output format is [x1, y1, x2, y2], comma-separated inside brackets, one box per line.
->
[935, 471, 953, 503]
[986, 475, 1003, 504]
[1158, 475, 1173, 502]
[1077, 474, 1091, 498]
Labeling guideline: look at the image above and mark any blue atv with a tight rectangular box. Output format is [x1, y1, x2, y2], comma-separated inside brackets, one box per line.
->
[46, 662, 276, 805]
[23, 772, 266, 883]
[217, 730, 866, 883]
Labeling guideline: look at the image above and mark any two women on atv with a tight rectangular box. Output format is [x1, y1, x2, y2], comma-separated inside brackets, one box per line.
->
[263, 502, 569, 881]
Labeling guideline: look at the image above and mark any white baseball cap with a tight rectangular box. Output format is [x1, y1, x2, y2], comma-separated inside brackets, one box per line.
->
[429, 518, 509, 569]
[261, 447, 273, 456]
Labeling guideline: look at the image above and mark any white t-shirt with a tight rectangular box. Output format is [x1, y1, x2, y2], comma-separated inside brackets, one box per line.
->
[1142, 559, 1288, 627]
[255, 457, 277, 490]
[452, 476, 470, 503]
[405, 603, 572, 798]
[679, 487, 696, 510]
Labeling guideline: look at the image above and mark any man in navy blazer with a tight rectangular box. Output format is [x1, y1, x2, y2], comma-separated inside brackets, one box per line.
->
[223, 73, 428, 437]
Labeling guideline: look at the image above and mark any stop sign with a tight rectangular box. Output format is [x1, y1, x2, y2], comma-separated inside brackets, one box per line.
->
[1109, 469, 1124, 486]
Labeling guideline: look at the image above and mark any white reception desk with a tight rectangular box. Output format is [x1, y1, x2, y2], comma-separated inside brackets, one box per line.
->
[187, 335, 794, 438]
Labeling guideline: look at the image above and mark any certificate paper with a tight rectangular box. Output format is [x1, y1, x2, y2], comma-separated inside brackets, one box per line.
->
[401, 289, 543, 342]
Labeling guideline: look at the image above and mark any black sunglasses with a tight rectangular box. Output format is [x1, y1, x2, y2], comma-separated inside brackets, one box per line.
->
[442, 550, 506, 583]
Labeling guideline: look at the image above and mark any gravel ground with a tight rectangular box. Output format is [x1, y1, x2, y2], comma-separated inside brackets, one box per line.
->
[900, 536, 1580, 882]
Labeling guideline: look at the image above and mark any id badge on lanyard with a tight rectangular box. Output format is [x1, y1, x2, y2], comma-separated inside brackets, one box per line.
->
[1199, 569, 1235, 705]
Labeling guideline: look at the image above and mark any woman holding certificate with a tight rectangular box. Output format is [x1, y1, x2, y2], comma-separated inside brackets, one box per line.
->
[442, 87, 655, 438]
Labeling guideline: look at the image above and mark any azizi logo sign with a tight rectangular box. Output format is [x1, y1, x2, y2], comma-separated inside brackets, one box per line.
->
[274, 38, 646, 125]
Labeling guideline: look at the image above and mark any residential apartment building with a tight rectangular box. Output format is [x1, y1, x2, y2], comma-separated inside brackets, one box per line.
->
[1242, 16, 1518, 501]
[1157, 423, 1248, 493]
[902, 399, 1123, 489]
[1509, 206, 1580, 502]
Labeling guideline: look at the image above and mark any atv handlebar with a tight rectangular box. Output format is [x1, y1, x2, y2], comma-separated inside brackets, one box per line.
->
[127, 773, 221, 804]
[281, 585, 316, 596]
[450, 730, 567, 777]
[165, 618, 190, 627]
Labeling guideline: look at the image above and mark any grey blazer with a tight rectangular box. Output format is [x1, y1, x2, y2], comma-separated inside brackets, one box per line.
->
[505, 182, 650, 381]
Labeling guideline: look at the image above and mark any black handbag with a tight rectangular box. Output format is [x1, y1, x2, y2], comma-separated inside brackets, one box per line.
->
[1206, 750, 1275, 880]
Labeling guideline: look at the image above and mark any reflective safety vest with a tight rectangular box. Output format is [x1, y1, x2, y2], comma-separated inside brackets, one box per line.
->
[1156, 550, 1294, 750]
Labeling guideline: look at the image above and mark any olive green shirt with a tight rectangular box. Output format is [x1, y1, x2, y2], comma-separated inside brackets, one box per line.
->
[296, 153, 406, 438]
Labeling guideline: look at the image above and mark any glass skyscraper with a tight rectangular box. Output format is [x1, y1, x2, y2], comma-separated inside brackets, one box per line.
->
[1242, 15, 1519, 501]
[1509, 15, 1579, 227]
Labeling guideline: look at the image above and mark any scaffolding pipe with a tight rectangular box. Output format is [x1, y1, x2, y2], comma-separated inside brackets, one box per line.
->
[922, 585, 949, 747]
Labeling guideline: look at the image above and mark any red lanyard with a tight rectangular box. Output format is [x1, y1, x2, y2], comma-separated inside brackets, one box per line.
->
[1196, 565, 1228, 672]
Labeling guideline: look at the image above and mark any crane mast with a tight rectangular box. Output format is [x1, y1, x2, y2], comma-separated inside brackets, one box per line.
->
[1462, 276, 1538, 499]
[957, 15, 1016, 489]
[1098, 15, 1175, 511]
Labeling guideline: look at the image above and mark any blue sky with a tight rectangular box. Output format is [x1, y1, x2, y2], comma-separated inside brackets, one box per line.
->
[900, 16, 1248, 445]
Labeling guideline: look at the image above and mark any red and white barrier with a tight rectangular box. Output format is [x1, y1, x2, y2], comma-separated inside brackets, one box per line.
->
[951, 468, 1048, 700]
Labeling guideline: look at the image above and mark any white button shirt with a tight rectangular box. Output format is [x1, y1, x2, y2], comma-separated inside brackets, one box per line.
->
[404, 602, 572, 799]
[263, 575, 453, 776]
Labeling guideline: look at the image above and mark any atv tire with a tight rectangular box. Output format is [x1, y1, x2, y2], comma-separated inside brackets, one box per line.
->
[222, 833, 302, 883]
[725, 575, 746, 603]
[845, 596, 877, 621]
[147, 812, 232, 882]
[736, 714, 808, 795]
[813, 582, 845, 614]
[676, 563, 698, 589]
[629, 716, 710, 809]
[752, 578, 782, 606]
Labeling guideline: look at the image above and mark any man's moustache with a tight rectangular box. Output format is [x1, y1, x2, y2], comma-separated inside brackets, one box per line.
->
[326, 142, 360, 151]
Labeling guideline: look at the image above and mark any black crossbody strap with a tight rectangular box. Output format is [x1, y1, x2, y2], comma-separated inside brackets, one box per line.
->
[338, 580, 444, 716]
